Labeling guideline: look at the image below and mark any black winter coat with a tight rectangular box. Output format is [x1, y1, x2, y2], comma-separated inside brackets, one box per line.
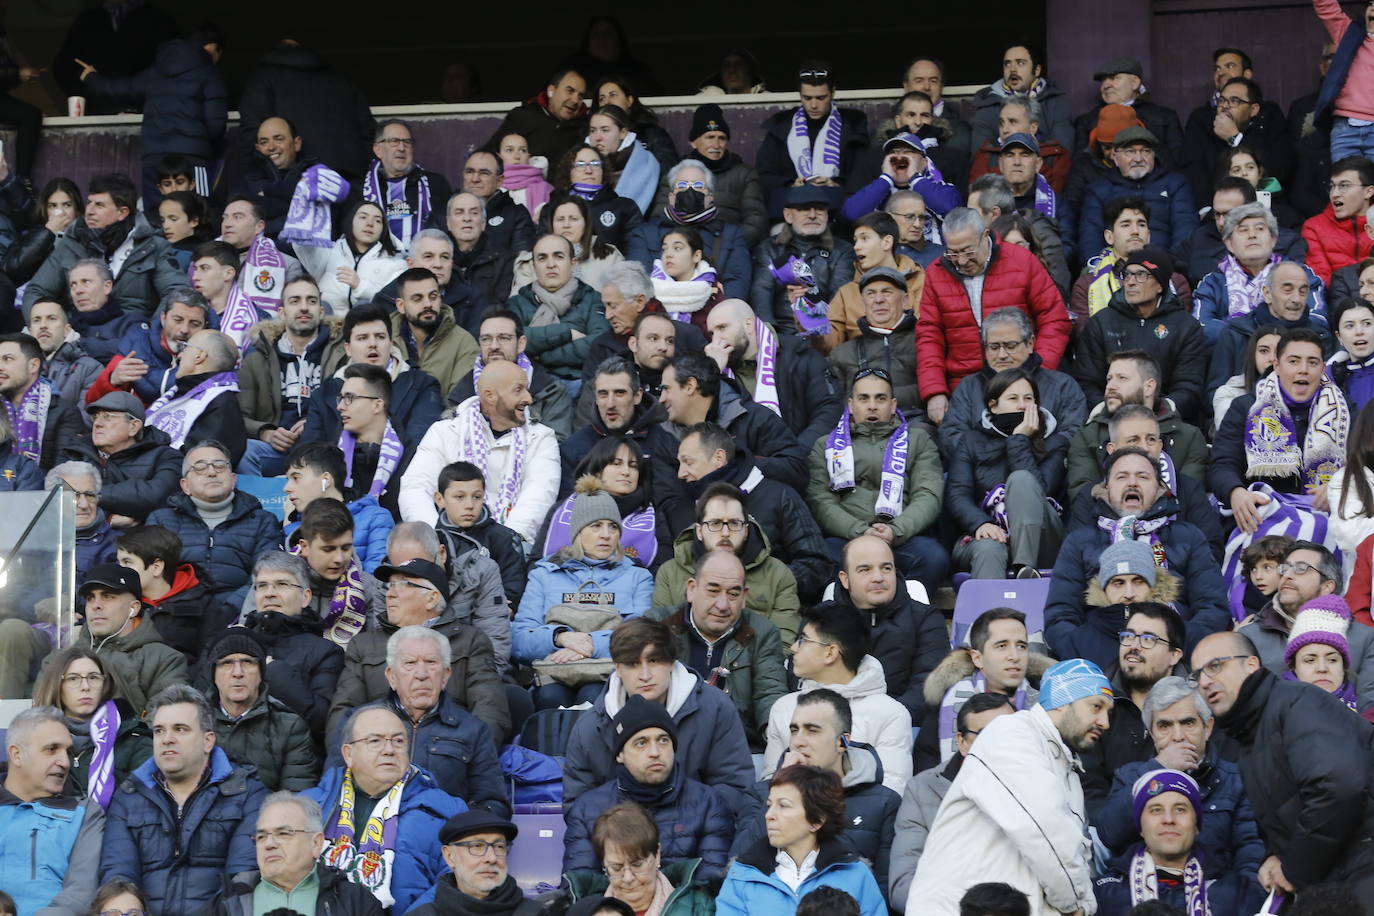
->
[157, 370, 248, 465]
[1068, 475, 1225, 562]
[1206, 306, 1333, 405]
[583, 186, 643, 251]
[1183, 101, 1294, 203]
[1216, 667, 1374, 888]
[235, 154, 317, 239]
[228, 610, 345, 742]
[832, 583, 950, 724]
[947, 415, 1069, 535]
[211, 693, 319, 792]
[829, 312, 922, 416]
[479, 190, 536, 255]
[147, 490, 282, 608]
[83, 39, 226, 159]
[450, 236, 518, 335]
[60, 425, 183, 522]
[439, 508, 528, 608]
[756, 106, 871, 217]
[734, 328, 842, 450]
[625, 217, 753, 302]
[143, 564, 237, 663]
[197, 865, 385, 916]
[939, 355, 1085, 466]
[751, 229, 857, 333]
[485, 99, 589, 167]
[303, 371, 443, 449]
[407, 874, 541, 916]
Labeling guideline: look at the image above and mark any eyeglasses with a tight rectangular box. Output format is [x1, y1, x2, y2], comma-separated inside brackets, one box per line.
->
[479, 333, 517, 346]
[888, 210, 924, 223]
[385, 579, 438, 594]
[378, 137, 414, 148]
[945, 237, 986, 259]
[985, 339, 1029, 353]
[604, 857, 656, 878]
[573, 159, 603, 170]
[1118, 631, 1172, 650]
[252, 827, 315, 844]
[799, 69, 830, 82]
[1329, 181, 1367, 194]
[674, 180, 707, 192]
[187, 459, 231, 475]
[1217, 95, 1254, 107]
[348, 733, 407, 752]
[66, 487, 98, 503]
[794, 634, 835, 650]
[1278, 561, 1322, 577]
[450, 839, 510, 857]
[1121, 269, 1156, 283]
[699, 519, 746, 532]
[1186, 655, 1249, 687]
[253, 580, 304, 593]
[62, 672, 105, 687]
[336, 393, 381, 407]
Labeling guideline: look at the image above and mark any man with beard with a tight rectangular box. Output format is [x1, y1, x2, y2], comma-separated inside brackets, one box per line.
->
[388, 267, 478, 397]
[0, 332, 84, 470]
[238, 275, 339, 476]
[449, 309, 572, 440]
[408, 810, 541, 916]
[374, 229, 479, 331]
[27, 299, 103, 411]
[1046, 448, 1230, 661]
[561, 356, 677, 498]
[457, 150, 535, 254]
[752, 185, 855, 334]
[146, 329, 247, 464]
[906, 658, 1110, 915]
[705, 298, 840, 447]
[85, 287, 212, 407]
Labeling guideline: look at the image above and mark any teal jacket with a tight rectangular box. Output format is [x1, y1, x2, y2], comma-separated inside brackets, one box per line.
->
[507, 280, 609, 378]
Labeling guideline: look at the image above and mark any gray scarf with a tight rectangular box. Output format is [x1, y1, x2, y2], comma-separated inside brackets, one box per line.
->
[528, 277, 578, 328]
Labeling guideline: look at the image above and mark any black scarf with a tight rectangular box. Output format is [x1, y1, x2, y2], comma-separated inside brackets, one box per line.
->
[616, 761, 679, 808]
[432, 873, 530, 915]
[89, 214, 134, 257]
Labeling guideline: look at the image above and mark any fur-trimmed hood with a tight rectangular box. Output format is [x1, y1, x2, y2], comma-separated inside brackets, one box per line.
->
[248, 314, 345, 350]
[1084, 565, 1182, 607]
[922, 646, 1055, 707]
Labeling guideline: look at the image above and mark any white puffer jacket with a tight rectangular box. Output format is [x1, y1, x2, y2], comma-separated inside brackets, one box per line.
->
[295, 236, 408, 311]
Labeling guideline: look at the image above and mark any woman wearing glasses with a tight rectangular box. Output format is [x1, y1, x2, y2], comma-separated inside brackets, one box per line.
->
[30, 647, 151, 803]
[551, 143, 643, 251]
[563, 802, 714, 916]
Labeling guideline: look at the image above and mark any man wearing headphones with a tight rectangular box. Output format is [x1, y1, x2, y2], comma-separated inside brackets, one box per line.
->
[73, 562, 187, 713]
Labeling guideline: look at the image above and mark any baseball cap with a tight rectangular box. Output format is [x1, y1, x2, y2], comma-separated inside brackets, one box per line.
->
[80, 562, 142, 599]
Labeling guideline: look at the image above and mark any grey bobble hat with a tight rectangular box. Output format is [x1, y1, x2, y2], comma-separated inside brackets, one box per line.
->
[570, 474, 621, 540]
[1097, 539, 1158, 589]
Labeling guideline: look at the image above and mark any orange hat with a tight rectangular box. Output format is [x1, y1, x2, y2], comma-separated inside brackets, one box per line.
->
[1090, 104, 1145, 146]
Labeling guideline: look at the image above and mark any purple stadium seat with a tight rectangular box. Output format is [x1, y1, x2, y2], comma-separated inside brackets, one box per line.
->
[950, 577, 1050, 648]
[507, 811, 567, 896]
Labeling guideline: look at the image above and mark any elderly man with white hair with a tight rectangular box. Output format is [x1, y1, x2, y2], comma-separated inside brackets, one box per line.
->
[146, 327, 247, 465]
[48, 458, 116, 578]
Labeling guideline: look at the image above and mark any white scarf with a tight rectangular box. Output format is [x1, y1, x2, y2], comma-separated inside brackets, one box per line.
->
[145, 371, 239, 449]
[787, 106, 843, 180]
[454, 395, 529, 524]
[723, 318, 780, 416]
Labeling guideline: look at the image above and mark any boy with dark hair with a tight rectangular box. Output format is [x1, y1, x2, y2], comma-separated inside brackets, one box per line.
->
[958, 883, 1030, 916]
[1235, 534, 1295, 621]
[282, 442, 393, 573]
[798, 886, 860, 916]
[115, 523, 235, 663]
[154, 154, 200, 198]
[432, 460, 527, 607]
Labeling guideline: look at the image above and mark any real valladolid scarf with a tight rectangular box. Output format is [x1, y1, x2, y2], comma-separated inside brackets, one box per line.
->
[825, 408, 909, 519]
[1245, 373, 1349, 491]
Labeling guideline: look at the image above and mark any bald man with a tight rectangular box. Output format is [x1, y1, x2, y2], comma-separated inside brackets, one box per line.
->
[703, 298, 841, 447]
[398, 357, 559, 545]
[147, 327, 248, 463]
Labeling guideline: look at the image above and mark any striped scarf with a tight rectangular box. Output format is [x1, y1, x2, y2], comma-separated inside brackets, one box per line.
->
[289, 541, 368, 646]
[787, 106, 843, 180]
[1127, 846, 1209, 916]
[363, 161, 430, 251]
[321, 766, 414, 908]
[937, 671, 1027, 763]
[1222, 483, 1341, 619]
[1244, 373, 1349, 491]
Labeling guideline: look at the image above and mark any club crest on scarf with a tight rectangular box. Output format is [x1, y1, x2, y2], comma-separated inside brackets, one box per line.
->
[1245, 373, 1349, 490]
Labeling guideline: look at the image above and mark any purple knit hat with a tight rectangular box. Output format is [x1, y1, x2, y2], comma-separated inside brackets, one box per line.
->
[1284, 594, 1353, 668]
[1131, 768, 1202, 824]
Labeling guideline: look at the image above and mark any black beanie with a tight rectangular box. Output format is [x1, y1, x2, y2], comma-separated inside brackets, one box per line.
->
[1124, 245, 1173, 289]
[211, 631, 266, 666]
[690, 104, 730, 141]
[612, 694, 678, 754]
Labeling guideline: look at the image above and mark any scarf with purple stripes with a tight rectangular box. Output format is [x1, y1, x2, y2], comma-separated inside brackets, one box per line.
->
[787, 106, 843, 180]
[6, 378, 50, 463]
[281, 164, 351, 249]
[339, 420, 404, 500]
[218, 281, 260, 355]
[472, 353, 533, 390]
[1244, 373, 1349, 491]
[363, 161, 429, 250]
[146, 371, 239, 449]
[542, 494, 658, 565]
[87, 699, 120, 810]
[240, 234, 288, 314]
[825, 409, 909, 518]
[572, 182, 602, 201]
[1097, 513, 1176, 568]
[1282, 669, 1359, 710]
[1033, 173, 1056, 219]
[1128, 846, 1209, 916]
[322, 764, 414, 907]
[455, 395, 527, 524]
[768, 255, 830, 337]
[723, 319, 781, 415]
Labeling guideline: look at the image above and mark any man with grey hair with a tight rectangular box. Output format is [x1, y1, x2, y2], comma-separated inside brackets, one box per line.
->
[200, 791, 386, 915]
[937, 306, 1086, 463]
[1077, 124, 1196, 259]
[361, 119, 454, 252]
[0, 706, 106, 916]
[63, 258, 138, 363]
[146, 325, 247, 463]
[915, 206, 1070, 425]
[446, 191, 518, 331]
[327, 625, 507, 817]
[966, 173, 1070, 293]
[969, 98, 1072, 197]
[626, 159, 752, 300]
[752, 184, 856, 334]
[100, 684, 266, 915]
[458, 149, 533, 254]
[47, 458, 117, 579]
[1093, 675, 1265, 881]
[87, 286, 212, 408]
[1194, 202, 1325, 343]
[885, 190, 944, 267]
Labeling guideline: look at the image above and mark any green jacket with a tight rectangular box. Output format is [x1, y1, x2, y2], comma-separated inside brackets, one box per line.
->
[72, 620, 187, 716]
[388, 304, 479, 396]
[212, 691, 320, 792]
[564, 858, 716, 916]
[1065, 398, 1208, 501]
[651, 524, 801, 645]
[805, 416, 943, 542]
[506, 280, 609, 379]
[645, 603, 788, 751]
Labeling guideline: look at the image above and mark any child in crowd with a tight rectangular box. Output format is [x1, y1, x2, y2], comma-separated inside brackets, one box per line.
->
[1232, 534, 1294, 623]
[433, 460, 530, 607]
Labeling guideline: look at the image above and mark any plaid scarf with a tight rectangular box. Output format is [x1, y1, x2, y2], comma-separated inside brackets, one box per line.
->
[321, 766, 414, 908]
[1127, 846, 1209, 916]
[6, 378, 50, 463]
[1244, 373, 1349, 491]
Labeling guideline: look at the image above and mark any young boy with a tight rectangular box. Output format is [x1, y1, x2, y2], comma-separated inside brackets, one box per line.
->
[433, 461, 527, 607]
[282, 443, 393, 573]
[116, 523, 235, 662]
[155, 153, 201, 198]
[1234, 534, 1295, 623]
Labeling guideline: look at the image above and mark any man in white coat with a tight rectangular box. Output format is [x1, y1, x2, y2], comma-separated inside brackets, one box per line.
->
[398, 360, 558, 547]
[906, 657, 1113, 915]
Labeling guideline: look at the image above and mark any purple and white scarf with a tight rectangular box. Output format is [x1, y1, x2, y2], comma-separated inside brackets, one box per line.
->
[471, 353, 533, 390]
[652, 258, 717, 319]
[280, 164, 351, 250]
[288, 540, 367, 646]
[6, 378, 50, 463]
[1221, 484, 1340, 619]
[825, 408, 909, 518]
[218, 282, 260, 355]
[1033, 173, 1056, 219]
[455, 395, 528, 524]
[322, 764, 414, 907]
[87, 699, 120, 810]
[1097, 513, 1176, 568]
[146, 371, 239, 449]
[1127, 846, 1209, 916]
[1244, 373, 1349, 491]
[542, 494, 658, 564]
[937, 670, 1027, 762]
[363, 161, 428, 250]
[768, 256, 831, 337]
[339, 421, 403, 499]
[787, 106, 843, 180]
[723, 318, 781, 415]
[571, 182, 602, 201]
[240, 234, 288, 314]
[1220, 254, 1279, 319]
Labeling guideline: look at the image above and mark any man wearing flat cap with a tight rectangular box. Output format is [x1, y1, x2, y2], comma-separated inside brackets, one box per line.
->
[1071, 57, 1184, 164]
[58, 389, 184, 526]
[1077, 125, 1196, 262]
[751, 183, 855, 336]
[407, 810, 541, 916]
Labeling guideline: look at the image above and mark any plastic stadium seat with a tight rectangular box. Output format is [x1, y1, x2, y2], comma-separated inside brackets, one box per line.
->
[821, 579, 930, 604]
[507, 811, 566, 895]
[949, 577, 1050, 648]
[236, 475, 290, 522]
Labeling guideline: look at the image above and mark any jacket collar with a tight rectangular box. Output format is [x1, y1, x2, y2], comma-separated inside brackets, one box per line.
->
[736, 834, 861, 875]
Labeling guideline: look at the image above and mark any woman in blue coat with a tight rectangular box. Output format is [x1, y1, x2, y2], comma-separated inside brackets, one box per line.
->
[716, 764, 887, 916]
[514, 475, 653, 709]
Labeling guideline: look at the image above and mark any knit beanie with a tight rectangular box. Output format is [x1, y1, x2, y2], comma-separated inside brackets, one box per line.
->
[1284, 594, 1353, 667]
[1097, 539, 1159, 589]
[1125, 245, 1173, 289]
[1131, 768, 1202, 824]
[612, 694, 678, 754]
[570, 475, 621, 541]
[1039, 658, 1114, 710]
[210, 631, 266, 667]
[690, 103, 730, 141]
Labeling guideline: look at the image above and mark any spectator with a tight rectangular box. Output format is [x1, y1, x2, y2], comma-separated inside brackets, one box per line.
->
[585, 105, 659, 216]
[296, 200, 408, 314]
[847, 131, 962, 226]
[61, 260, 141, 364]
[1071, 57, 1184, 165]
[1219, 144, 1305, 227]
[303, 705, 465, 914]
[407, 810, 539, 916]
[1303, 155, 1374, 285]
[4, 178, 81, 290]
[822, 213, 924, 358]
[524, 192, 625, 293]
[146, 441, 280, 607]
[116, 523, 235, 665]
[235, 118, 318, 240]
[360, 119, 452, 252]
[661, 104, 766, 247]
[146, 328, 247, 462]
[199, 791, 385, 916]
[764, 603, 912, 793]
[753, 187, 856, 334]
[969, 43, 1073, 151]
[1191, 631, 1374, 906]
[648, 226, 725, 331]
[86, 287, 209, 415]
[826, 266, 923, 417]
[956, 884, 1030, 916]
[159, 188, 213, 270]
[562, 616, 754, 805]
[716, 765, 886, 916]
[901, 58, 974, 174]
[831, 535, 949, 724]
[945, 367, 1068, 580]
[87, 881, 152, 916]
[552, 144, 643, 253]
[238, 275, 339, 477]
[1183, 76, 1293, 204]
[486, 68, 589, 165]
[205, 631, 319, 792]
[0, 706, 105, 915]
[888, 693, 1016, 906]
[986, 210, 1067, 300]
[220, 196, 297, 315]
[1070, 197, 1193, 326]
[100, 684, 266, 914]
[1077, 127, 1195, 259]
[916, 208, 1069, 424]
[886, 190, 944, 268]
[60, 391, 182, 525]
[496, 131, 554, 219]
[432, 460, 529, 612]
[457, 151, 537, 255]
[283, 442, 393, 573]
[454, 310, 573, 442]
[312, 375, 410, 528]
[29, 646, 152, 799]
[1072, 245, 1209, 423]
[1047, 448, 1230, 658]
[328, 626, 506, 816]
[644, 549, 788, 749]
[375, 229, 478, 327]
[1313, 0, 1374, 160]
[514, 475, 653, 708]
[1175, 177, 1308, 286]
[507, 235, 608, 387]
[23, 173, 184, 317]
[906, 659, 1111, 915]
[986, 130, 1061, 220]
[71, 562, 186, 714]
[27, 299, 102, 411]
[48, 459, 116, 578]
[1327, 294, 1374, 411]
[593, 77, 675, 168]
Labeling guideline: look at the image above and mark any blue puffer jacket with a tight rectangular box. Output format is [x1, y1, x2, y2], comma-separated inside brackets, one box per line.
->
[0, 437, 42, 490]
[100, 747, 266, 916]
[1192, 262, 1325, 344]
[563, 762, 734, 878]
[285, 494, 394, 573]
[76, 512, 118, 579]
[715, 836, 888, 916]
[112, 310, 181, 405]
[67, 296, 141, 363]
[512, 554, 654, 663]
[0, 773, 104, 916]
[147, 490, 282, 608]
[1078, 165, 1196, 260]
[303, 764, 467, 916]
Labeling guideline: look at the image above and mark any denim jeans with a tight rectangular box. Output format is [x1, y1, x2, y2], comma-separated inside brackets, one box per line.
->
[237, 438, 290, 477]
[1331, 117, 1374, 161]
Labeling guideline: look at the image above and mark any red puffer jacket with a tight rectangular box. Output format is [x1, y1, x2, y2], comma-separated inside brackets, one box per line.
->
[1301, 203, 1372, 285]
[915, 237, 1071, 399]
